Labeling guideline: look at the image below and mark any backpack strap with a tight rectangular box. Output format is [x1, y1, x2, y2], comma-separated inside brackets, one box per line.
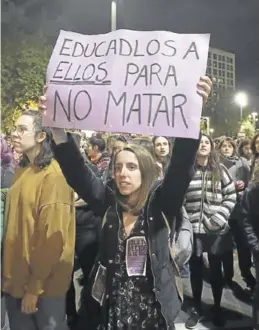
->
[161, 211, 170, 233]
[102, 206, 111, 228]
[161, 211, 175, 244]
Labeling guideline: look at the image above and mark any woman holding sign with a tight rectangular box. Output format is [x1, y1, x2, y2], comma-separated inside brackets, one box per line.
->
[39, 76, 211, 330]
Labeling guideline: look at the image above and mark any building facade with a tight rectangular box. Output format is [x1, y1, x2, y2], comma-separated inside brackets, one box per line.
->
[206, 47, 236, 98]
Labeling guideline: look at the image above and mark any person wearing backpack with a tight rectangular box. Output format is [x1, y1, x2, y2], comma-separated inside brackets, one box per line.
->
[39, 76, 212, 330]
[184, 134, 236, 329]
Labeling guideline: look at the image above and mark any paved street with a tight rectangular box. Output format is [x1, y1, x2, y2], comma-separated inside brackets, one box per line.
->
[71, 252, 254, 329]
[175, 252, 254, 330]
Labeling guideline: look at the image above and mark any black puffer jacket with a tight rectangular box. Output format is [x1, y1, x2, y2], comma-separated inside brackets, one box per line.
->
[53, 134, 200, 328]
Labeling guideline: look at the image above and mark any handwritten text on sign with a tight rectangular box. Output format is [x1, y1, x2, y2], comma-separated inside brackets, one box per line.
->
[45, 30, 210, 138]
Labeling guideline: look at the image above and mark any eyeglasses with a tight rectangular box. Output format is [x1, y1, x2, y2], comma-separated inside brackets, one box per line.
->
[11, 127, 34, 137]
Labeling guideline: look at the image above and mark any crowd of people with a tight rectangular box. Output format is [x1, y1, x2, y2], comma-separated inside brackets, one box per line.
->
[1, 77, 259, 330]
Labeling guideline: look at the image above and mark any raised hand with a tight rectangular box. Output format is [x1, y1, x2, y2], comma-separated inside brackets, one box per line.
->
[197, 76, 212, 105]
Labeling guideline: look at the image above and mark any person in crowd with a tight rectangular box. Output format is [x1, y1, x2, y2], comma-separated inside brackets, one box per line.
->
[218, 137, 256, 292]
[133, 138, 155, 157]
[132, 137, 159, 174]
[251, 133, 259, 182]
[241, 165, 259, 329]
[102, 135, 128, 182]
[2, 110, 75, 330]
[39, 76, 212, 330]
[87, 135, 111, 178]
[213, 137, 221, 151]
[152, 136, 172, 179]
[238, 138, 253, 165]
[1, 136, 16, 330]
[106, 134, 129, 156]
[66, 132, 103, 329]
[4, 135, 13, 149]
[184, 134, 236, 329]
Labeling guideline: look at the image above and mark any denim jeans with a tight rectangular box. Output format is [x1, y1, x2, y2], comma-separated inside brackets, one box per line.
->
[5, 294, 68, 330]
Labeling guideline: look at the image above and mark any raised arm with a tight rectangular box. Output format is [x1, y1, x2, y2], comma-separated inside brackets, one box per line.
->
[158, 76, 211, 224]
[52, 130, 114, 216]
[159, 135, 200, 222]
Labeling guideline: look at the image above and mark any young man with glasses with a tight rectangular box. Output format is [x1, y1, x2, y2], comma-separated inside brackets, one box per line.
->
[2, 110, 75, 330]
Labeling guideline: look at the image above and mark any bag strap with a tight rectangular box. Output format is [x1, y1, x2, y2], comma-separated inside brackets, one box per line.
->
[161, 211, 176, 243]
[102, 206, 111, 228]
[161, 211, 170, 234]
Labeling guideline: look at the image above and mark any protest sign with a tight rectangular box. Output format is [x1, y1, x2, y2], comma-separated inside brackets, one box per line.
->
[44, 29, 210, 138]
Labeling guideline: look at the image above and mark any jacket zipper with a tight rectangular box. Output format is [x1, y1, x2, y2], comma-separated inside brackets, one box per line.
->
[199, 171, 206, 233]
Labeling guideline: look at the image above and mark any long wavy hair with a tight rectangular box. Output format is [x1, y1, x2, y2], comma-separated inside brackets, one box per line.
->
[19, 110, 53, 168]
[1, 136, 16, 168]
[196, 134, 223, 195]
[113, 144, 158, 215]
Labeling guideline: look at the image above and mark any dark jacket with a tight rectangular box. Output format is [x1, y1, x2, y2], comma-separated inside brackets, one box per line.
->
[219, 155, 250, 185]
[75, 162, 102, 282]
[75, 201, 102, 281]
[241, 183, 259, 255]
[53, 134, 199, 328]
[220, 155, 250, 221]
[1, 165, 15, 243]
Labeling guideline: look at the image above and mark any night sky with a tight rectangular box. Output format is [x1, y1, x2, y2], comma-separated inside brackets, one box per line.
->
[7, 0, 259, 108]
[50, 0, 259, 107]
[117, 0, 259, 101]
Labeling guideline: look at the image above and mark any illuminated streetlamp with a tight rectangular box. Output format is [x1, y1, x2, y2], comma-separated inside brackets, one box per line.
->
[111, 0, 117, 31]
[249, 112, 259, 126]
[235, 92, 248, 121]
[209, 128, 214, 135]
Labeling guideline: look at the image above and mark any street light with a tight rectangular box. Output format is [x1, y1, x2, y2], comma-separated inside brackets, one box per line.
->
[111, 0, 117, 31]
[235, 92, 248, 121]
[249, 112, 259, 126]
[209, 128, 214, 135]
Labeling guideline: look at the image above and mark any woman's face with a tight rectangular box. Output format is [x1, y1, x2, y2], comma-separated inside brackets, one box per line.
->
[197, 135, 212, 157]
[242, 144, 252, 160]
[114, 150, 141, 197]
[255, 136, 259, 153]
[220, 141, 234, 157]
[154, 137, 169, 158]
[87, 144, 97, 158]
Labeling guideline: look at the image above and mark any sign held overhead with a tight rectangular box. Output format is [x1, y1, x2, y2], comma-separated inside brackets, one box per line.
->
[44, 29, 210, 139]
